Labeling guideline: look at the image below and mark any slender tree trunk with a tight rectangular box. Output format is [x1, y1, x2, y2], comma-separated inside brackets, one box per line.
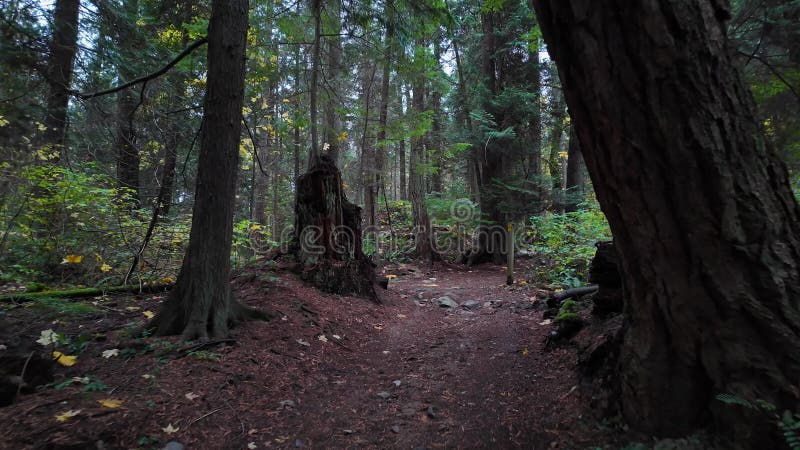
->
[323, 0, 342, 164]
[534, 0, 800, 446]
[430, 38, 444, 195]
[564, 126, 584, 212]
[547, 89, 566, 213]
[360, 59, 376, 228]
[152, 0, 268, 338]
[41, 0, 80, 160]
[114, 0, 141, 208]
[307, 0, 321, 167]
[293, 45, 302, 183]
[410, 41, 434, 262]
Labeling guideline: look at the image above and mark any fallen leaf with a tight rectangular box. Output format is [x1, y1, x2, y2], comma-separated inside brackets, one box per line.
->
[397, 314, 407, 319]
[522, 348, 530, 356]
[61, 254, 84, 264]
[52, 351, 77, 367]
[421, 283, 438, 287]
[162, 423, 179, 434]
[185, 392, 200, 400]
[99, 263, 112, 273]
[274, 437, 289, 443]
[98, 398, 123, 408]
[101, 349, 119, 358]
[332, 334, 341, 340]
[296, 339, 310, 347]
[539, 319, 552, 326]
[125, 306, 140, 311]
[142, 374, 154, 380]
[55, 409, 81, 422]
[142, 311, 155, 319]
[248, 443, 258, 449]
[317, 335, 328, 343]
[37, 329, 59, 346]
[72, 376, 90, 384]
[385, 274, 397, 280]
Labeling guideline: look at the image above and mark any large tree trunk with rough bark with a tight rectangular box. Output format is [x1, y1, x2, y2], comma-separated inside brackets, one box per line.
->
[151, 0, 269, 339]
[294, 155, 378, 298]
[534, 0, 800, 447]
[410, 41, 435, 262]
[114, 0, 141, 208]
[40, 0, 80, 160]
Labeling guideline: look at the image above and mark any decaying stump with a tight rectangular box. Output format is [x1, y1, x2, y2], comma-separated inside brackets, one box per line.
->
[294, 155, 381, 298]
[589, 241, 623, 316]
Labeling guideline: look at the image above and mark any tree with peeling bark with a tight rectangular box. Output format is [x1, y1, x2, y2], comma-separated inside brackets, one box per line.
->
[150, 0, 270, 338]
[533, 0, 800, 446]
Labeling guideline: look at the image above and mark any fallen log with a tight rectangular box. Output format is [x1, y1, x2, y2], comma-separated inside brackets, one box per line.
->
[0, 283, 174, 303]
[551, 285, 599, 302]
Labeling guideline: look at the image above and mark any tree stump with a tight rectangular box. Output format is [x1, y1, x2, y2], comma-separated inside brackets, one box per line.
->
[589, 241, 623, 316]
[294, 155, 379, 298]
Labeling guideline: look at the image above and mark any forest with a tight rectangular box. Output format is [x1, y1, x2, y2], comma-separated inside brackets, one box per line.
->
[0, 0, 798, 448]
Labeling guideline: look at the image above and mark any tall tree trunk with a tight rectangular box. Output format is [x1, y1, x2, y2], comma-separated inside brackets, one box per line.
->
[410, 41, 434, 262]
[323, 0, 342, 164]
[564, 126, 584, 212]
[152, 0, 268, 338]
[547, 89, 566, 213]
[430, 38, 444, 195]
[293, 44, 302, 183]
[534, 0, 800, 446]
[41, 0, 80, 161]
[360, 59, 376, 228]
[114, 0, 141, 208]
[307, 0, 321, 167]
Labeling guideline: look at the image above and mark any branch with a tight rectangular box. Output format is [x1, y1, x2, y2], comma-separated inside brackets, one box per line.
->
[739, 50, 800, 103]
[73, 37, 208, 100]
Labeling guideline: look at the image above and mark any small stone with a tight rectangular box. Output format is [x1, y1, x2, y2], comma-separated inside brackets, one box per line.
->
[343, 429, 355, 435]
[279, 400, 295, 408]
[461, 300, 480, 309]
[426, 405, 437, 419]
[161, 442, 185, 450]
[377, 391, 392, 399]
[483, 301, 492, 308]
[437, 296, 458, 308]
[416, 292, 425, 300]
[391, 425, 400, 434]
[392, 380, 402, 387]
[294, 439, 305, 448]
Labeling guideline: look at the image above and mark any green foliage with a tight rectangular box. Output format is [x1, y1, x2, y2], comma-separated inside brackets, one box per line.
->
[526, 209, 611, 287]
[715, 393, 800, 449]
[187, 350, 221, 361]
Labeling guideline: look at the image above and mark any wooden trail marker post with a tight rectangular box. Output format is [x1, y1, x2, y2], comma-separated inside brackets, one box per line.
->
[506, 222, 514, 285]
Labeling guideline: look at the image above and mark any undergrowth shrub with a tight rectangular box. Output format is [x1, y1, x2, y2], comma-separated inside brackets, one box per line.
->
[525, 208, 611, 288]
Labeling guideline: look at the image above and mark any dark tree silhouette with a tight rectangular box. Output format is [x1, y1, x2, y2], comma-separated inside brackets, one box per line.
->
[151, 0, 269, 338]
[533, 0, 800, 446]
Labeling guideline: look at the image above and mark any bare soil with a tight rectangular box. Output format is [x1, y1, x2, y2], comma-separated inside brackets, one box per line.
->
[0, 262, 638, 449]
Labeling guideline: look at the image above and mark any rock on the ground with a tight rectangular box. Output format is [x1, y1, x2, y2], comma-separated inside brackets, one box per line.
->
[377, 391, 392, 399]
[461, 300, 480, 309]
[161, 442, 185, 450]
[437, 296, 459, 308]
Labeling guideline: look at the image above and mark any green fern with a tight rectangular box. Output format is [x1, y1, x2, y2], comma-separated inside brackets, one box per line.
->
[715, 393, 755, 409]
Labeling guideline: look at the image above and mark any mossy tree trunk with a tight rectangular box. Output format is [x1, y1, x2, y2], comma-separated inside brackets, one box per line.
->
[151, 0, 268, 339]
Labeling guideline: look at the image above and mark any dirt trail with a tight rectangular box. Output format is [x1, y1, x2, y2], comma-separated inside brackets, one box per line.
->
[0, 263, 620, 449]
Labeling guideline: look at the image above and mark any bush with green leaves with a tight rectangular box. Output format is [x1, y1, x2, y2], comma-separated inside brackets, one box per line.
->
[526, 208, 611, 288]
[0, 163, 190, 287]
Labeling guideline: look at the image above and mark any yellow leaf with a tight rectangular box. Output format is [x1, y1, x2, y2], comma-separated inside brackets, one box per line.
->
[55, 409, 81, 422]
[397, 314, 407, 319]
[162, 423, 180, 434]
[125, 306, 140, 311]
[98, 398, 123, 408]
[143, 311, 155, 319]
[385, 274, 397, 280]
[522, 348, 530, 356]
[52, 351, 77, 367]
[337, 131, 348, 142]
[99, 263, 112, 273]
[250, 223, 262, 231]
[61, 254, 84, 264]
[161, 276, 175, 284]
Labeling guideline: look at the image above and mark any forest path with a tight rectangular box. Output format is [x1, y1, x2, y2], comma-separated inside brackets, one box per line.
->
[0, 263, 610, 449]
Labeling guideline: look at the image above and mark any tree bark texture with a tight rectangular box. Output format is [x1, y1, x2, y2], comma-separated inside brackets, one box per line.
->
[564, 126, 584, 212]
[294, 155, 378, 298]
[410, 42, 434, 262]
[41, 0, 80, 158]
[152, 0, 266, 339]
[534, 0, 800, 445]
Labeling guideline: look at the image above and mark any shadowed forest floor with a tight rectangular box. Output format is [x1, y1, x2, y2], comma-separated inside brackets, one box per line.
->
[0, 262, 639, 449]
